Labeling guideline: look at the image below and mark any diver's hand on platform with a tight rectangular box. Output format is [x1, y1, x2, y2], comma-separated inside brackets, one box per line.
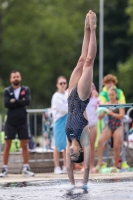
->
[75, 184, 88, 190]
[82, 184, 88, 191]
[67, 183, 75, 190]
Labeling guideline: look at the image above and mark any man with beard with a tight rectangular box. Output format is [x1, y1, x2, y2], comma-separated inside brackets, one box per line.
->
[0, 70, 35, 177]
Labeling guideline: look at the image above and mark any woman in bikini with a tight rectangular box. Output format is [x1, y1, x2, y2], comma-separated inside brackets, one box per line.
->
[65, 10, 97, 190]
[95, 87, 125, 172]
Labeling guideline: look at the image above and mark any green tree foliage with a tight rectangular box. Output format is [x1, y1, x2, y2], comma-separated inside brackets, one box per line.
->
[103, 0, 131, 75]
[116, 0, 133, 103]
[0, 79, 5, 113]
[0, 0, 132, 111]
[0, 0, 99, 109]
[126, 0, 133, 34]
[117, 56, 133, 102]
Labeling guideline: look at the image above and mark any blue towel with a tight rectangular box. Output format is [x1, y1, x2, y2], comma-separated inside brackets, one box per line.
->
[53, 115, 67, 151]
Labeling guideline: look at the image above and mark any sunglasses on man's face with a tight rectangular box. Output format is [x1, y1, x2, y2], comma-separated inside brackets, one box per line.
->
[58, 82, 67, 85]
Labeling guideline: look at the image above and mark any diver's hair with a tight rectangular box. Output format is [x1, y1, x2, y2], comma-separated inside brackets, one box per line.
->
[10, 70, 21, 77]
[108, 87, 117, 93]
[72, 152, 84, 163]
[56, 76, 67, 84]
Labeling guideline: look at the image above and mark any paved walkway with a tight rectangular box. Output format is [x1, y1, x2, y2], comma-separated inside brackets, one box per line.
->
[0, 172, 133, 183]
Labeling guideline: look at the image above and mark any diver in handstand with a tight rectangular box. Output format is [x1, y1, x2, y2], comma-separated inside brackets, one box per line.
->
[65, 10, 97, 190]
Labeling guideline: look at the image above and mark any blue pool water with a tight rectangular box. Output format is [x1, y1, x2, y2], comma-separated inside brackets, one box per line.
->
[0, 178, 133, 200]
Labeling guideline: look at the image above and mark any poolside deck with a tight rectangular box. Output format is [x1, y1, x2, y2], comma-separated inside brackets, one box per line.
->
[0, 171, 133, 183]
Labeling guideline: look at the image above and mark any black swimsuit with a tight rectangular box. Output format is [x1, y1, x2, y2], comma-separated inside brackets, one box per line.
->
[65, 87, 90, 142]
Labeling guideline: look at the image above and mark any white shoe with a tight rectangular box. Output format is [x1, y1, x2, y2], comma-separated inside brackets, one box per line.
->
[54, 166, 62, 174]
[62, 166, 67, 174]
[22, 167, 35, 177]
[0, 168, 8, 177]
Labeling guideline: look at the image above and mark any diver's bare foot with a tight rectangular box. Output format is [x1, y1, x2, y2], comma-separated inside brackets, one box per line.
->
[85, 13, 90, 30]
[89, 10, 96, 30]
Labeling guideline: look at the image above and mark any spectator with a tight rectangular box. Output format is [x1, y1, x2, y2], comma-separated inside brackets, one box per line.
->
[85, 83, 100, 173]
[99, 74, 126, 104]
[0, 70, 34, 177]
[95, 87, 125, 172]
[42, 109, 53, 150]
[99, 74, 129, 170]
[51, 76, 68, 174]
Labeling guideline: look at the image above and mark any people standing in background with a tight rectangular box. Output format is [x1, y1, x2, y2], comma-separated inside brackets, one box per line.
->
[99, 74, 129, 170]
[0, 70, 34, 177]
[85, 83, 100, 173]
[51, 76, 68, 174]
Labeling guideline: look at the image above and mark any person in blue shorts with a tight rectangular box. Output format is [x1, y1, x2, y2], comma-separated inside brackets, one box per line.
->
[51, 76, 68, 174]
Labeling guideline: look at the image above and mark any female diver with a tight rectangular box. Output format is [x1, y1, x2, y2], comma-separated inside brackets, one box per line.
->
[65, 10, 97, 190]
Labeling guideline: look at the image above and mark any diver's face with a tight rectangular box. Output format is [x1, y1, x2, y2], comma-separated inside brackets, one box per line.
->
[69, 144, 82, 161]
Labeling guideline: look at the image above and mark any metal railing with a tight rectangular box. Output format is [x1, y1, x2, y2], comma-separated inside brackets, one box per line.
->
[0, 109, 133, 165]
[27, 108, 54, 163]
[0, 109, 55, 165]
[124, 108, 133, 158]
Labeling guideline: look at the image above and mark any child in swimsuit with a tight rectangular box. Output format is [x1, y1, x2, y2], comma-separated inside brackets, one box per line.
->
[95, 87, 125, 173]
[108, 107, 122, 132]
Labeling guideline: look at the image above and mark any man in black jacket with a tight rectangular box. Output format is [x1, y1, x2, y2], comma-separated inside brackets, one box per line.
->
[0, 70, 35, 177]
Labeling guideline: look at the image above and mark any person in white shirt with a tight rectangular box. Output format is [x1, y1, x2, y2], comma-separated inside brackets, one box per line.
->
[51, 76, 68, 174]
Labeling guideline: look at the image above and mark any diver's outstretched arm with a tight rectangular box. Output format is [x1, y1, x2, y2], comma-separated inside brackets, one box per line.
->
[81, 126, 90, 189]
[82, 143, 90, 186]
[66, 144, 75, 186]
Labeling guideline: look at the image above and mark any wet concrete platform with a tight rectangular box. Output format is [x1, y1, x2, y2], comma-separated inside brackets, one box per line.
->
[0, 172, 133, 200]
[0, 171, 133, 183]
